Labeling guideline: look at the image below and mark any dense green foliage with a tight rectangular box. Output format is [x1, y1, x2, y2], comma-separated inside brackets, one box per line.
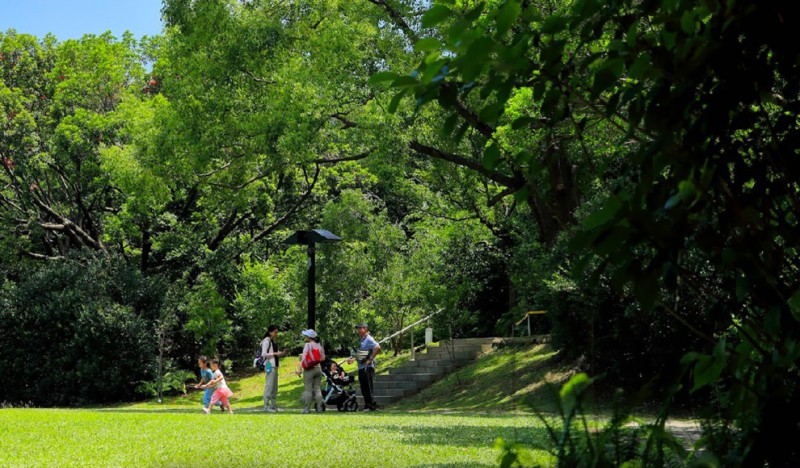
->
[381, 0, 800, 464]
[2, 0, 799, 464]
[1, 2, 522, 402]
[0, 257, 162, 405]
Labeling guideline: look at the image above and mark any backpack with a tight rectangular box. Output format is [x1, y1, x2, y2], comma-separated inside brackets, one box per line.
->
[301, 345, 322, 370]
[253, 341, 266, 371]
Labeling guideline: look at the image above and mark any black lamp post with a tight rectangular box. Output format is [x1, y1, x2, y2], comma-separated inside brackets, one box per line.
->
[285, 229, 342, 330]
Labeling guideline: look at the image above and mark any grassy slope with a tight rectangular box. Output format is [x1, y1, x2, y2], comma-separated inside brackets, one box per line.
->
[391, 344, 571, 413]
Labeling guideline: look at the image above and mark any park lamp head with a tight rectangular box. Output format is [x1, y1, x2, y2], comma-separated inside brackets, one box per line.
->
[284, 229, 342, 246]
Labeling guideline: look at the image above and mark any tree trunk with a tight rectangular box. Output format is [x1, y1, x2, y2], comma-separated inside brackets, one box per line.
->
[526, 144, 579, 246]
[141, 220, 151, 273]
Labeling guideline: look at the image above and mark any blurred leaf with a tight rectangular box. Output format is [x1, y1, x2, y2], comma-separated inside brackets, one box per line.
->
[422, 5, 453, 28]
[387, 91, 406, 113]
[582, 195, 623, 230]
[541, 15, 568, 34]
[414, 37, 440, 53]
[560, 373, 595, 415]
[483, 142, 501, 170]
[479, 102, 505, 123]
[369, 71, 401, 84]
[496, 1, 521, 37]
[391, 75, 420, 89]
[691, 353, 725, 393]
[664, 180, 696, 209]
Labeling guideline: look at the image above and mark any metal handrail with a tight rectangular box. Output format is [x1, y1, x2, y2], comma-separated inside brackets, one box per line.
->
[376, 309, 443, 362]
[377, 309, 442, 345]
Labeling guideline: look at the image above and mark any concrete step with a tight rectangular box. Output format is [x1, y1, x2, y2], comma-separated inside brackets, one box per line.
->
[373, 380, 418, 391]
[348, 338, 504, 408]
[357, 338, 499, 408]
[427, 343, 493, 354]
[413, 358, 469, 368]
[390, 365, 455, 375]
[356, 388, 415, 398]
[375, 373, 441, 388]
[423, 350, 485, 361]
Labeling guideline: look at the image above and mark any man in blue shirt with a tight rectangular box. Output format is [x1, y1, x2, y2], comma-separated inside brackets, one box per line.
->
[347, 323, 381, 411]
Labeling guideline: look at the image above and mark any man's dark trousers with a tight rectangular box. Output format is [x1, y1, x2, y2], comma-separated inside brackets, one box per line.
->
[358, 367, 377, 409]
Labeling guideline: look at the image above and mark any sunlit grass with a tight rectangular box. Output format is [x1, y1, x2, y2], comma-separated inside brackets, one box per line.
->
[0, 409, 554, 467]
[392, 344, 571, 413]
[0, 346, 570, 467]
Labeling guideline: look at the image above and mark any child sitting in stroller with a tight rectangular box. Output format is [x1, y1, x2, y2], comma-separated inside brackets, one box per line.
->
[322, 359, 359, 412]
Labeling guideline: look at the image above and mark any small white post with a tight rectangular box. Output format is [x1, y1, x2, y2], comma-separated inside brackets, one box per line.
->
[411, 327, 415, 361]
[425, 326, 433, 346]
[527, 313, 531, 337]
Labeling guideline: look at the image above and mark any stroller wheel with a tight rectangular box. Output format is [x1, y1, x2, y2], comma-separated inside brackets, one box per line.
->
[345, 399, 358, 412]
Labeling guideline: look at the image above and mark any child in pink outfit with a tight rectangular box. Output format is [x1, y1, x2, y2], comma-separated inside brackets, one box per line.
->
[202, 358, 234, 414]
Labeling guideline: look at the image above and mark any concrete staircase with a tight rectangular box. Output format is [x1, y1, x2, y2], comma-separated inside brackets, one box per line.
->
[354, 338, 495, 408]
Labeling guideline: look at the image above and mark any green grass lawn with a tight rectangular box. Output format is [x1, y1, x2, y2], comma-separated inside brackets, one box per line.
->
[0, 409, 553, 467]
[0, 344, 701, 466]
[0, 346, 565, 467]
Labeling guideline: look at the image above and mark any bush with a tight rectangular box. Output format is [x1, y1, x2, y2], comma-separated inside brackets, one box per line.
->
[0, 256, 162, 406]
[135, 369, 196, 398]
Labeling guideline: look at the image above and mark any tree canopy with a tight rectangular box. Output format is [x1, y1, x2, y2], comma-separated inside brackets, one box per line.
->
[2, 0, 799, 463]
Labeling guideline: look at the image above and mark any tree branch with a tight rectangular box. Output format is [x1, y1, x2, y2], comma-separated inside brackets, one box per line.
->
[31, 196, 106, 252]
[366, 0, 420, 43]
[438, 82, 497, 140]
[208, 210, 252, 251]
[241, 68, 277, 85]
[409, 140, 523, 188]
[20, 250, 65, 261]
[250, 165, 321, 245]
[197, 162, 232, 178]
[488, 186, 518, 207]
[209, 171, 273, 190]
[313, 148, 374, 164]
[39, 222, 66, 231]
[331, 112, 357, 129]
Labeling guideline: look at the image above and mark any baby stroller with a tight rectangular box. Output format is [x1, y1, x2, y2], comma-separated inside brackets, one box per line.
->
[322, 359, 359, 412]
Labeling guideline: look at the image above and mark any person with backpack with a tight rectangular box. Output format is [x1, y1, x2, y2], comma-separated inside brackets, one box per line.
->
[259, 325, 286, 413]
[296, 329, 325, 414]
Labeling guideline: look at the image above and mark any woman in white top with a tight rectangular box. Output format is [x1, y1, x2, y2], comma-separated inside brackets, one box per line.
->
[298, 329, 325, 414]
[261, 325, 286, 412]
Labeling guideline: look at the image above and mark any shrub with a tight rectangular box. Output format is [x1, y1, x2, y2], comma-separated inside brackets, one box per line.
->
[0, 256, 162, 406]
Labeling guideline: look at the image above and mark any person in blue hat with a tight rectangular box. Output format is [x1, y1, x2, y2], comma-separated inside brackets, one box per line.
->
[347, 323, 381, 411]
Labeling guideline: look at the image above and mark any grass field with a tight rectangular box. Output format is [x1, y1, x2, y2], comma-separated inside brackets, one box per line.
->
[0, 344, 701, 466]
[0, 409, 553, 467]
[0, 345, 592, 467]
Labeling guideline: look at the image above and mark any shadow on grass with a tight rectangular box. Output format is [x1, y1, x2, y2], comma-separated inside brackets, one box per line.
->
[361, 423, 550, 449]
[91, 406, 284, 414]
[409, 464, 491, 468]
